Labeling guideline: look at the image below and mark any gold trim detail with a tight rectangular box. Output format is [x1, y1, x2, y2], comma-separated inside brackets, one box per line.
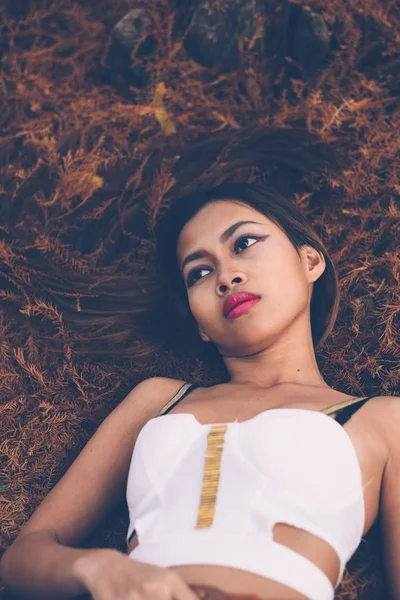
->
[321, 396, 369, 415]
[195, 424, 228, 529]
[158, 383, 192, 416]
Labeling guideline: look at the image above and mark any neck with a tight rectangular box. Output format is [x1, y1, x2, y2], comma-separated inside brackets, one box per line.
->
[219, 323, 328, 390]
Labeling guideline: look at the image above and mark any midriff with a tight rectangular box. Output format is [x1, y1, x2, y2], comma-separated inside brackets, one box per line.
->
[127, 523, 340, 600]
[170, 564, 310, 600]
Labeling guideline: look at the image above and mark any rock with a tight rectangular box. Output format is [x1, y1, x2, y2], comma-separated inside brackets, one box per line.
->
[179, 0, 267, 73]
[106, 8, 156, 92]
[287, 3, 331, 76]
[112, 8, 155, 54]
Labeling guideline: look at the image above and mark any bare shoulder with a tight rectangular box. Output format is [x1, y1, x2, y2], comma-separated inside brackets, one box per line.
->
[363, 395, 400, 462]
[125, 376, 188, 419]
[4, 376, 189, 550]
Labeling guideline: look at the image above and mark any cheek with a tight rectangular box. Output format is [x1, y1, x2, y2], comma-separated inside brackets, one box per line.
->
[257, 259, 306, 304]
[187, 288, 204, 315]
[261, 250, 300, 281]
[187, 282, 216, 320]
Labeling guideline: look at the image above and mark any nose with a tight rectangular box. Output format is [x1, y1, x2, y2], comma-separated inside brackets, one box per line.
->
[217, 273, 245, 294]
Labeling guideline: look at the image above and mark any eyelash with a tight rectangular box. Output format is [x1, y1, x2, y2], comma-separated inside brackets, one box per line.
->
[186, 234, 264, 288]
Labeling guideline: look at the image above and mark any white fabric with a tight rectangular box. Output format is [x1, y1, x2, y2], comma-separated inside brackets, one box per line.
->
[126, 409, 365, 600]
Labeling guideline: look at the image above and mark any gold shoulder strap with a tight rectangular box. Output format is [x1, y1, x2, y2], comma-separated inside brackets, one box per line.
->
[158, 382, 194, 416]
[321, 395, 370, 415]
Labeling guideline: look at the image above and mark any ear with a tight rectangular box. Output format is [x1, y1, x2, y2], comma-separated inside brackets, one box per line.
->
[303, 246, 326, 283]
[198, 325, 211, 343]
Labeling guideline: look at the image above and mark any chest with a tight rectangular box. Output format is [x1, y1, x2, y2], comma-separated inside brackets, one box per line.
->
[162, 387, 386, 536]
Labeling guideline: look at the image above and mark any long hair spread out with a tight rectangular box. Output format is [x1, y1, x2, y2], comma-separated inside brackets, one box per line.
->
[35, 124, 345, 370]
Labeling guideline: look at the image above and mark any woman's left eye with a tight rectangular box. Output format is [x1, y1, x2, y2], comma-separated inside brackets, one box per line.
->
[234, 235, 262, 253]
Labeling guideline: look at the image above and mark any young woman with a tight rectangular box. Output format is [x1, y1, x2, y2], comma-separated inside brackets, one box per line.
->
[1, 142, 398, 600]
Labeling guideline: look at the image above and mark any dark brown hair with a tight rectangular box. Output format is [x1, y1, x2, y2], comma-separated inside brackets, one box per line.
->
[37, 124, 345, 364]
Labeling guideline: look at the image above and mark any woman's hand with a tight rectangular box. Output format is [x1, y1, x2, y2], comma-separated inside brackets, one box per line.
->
[72, 549, 200, 600]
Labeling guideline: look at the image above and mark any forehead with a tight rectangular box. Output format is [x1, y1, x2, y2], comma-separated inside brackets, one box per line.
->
[176, 199, 277, 258]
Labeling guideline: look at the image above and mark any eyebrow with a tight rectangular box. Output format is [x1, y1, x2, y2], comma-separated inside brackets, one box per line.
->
[181, 220, 265, 272]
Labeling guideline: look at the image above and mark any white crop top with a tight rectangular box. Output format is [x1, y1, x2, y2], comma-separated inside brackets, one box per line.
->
[126, 383, 378, 600]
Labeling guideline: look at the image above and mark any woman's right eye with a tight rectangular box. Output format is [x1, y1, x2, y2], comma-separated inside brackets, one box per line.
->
[186, 266, 212, 287]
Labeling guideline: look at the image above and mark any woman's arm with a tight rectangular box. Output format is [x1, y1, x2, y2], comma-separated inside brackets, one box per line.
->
[0, 531, 115, 600]
[376, 396, 400, 600]
[0, 376, 184, 600]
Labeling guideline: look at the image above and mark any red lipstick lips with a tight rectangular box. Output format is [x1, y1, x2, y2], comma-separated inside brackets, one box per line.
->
[223, 292, 261, 318]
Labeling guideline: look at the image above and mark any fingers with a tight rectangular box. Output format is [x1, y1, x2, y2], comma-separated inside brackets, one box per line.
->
[167, 571, 200, 600]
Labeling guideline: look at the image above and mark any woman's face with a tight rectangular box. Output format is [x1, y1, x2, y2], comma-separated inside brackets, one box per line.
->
[176, 200, 325, 357]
